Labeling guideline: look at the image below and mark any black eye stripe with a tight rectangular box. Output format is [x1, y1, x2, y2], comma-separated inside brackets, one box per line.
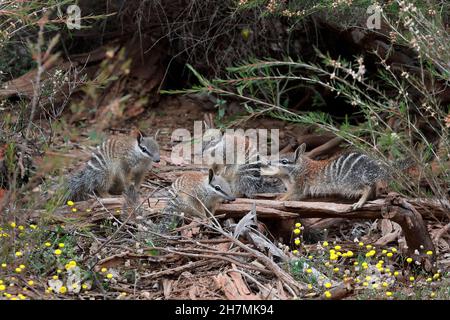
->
[140, 146, 151, 154]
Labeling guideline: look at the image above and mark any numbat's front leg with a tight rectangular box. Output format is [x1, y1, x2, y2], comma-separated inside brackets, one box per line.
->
[351, 186, 372, 210]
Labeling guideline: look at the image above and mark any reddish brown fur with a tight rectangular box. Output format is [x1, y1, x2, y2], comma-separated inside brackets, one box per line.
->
[302, 158, 332, 181]
[281, 157, 334, 201]
[172, 172, 211, 216]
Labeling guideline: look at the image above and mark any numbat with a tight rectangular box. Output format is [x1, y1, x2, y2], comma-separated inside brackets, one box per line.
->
[263, 143, 410, 210]
[66, 131, 160, 204]
[202, 132, 265, 198]
[164, 166, 236, 220]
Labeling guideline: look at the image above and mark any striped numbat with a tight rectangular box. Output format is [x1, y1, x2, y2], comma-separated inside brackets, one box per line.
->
[263, 143, 411, 210]
[66, 131, 160, 204]
[203, 131, 275, 197]
[160, 167, 236, 230]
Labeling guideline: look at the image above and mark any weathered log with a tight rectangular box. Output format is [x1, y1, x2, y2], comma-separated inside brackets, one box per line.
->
[40, 192, 444, 271]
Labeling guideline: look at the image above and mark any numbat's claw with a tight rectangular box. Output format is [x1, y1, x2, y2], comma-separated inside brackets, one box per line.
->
[351, 203, 362, 210]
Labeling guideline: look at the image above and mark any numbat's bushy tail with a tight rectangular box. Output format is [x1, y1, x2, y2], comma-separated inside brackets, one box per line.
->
[66, 167, 108, 201]
[263, 143, 414, 210]
[65, 131, 160, 203]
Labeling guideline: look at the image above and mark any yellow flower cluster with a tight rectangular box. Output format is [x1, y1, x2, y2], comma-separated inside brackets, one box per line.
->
[65, 260, 77, 270]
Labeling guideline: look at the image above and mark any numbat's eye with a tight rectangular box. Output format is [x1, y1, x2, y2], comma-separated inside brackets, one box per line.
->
[281, 159, 288, 165]
[140, 146, 148, 153]
[214, 185, 222, 191]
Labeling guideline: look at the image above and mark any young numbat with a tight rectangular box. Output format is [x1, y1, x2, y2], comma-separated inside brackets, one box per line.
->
[66, 131, 160, 204]
[263, 143, 410, 210]
[163, 166, 236, 221]
[202, 131, 278, 197]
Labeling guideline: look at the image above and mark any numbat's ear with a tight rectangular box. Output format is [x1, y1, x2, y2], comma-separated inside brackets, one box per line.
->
[294, 143, 306, 162]
[132, 129, 144, 144]
[211, 163, 224, 175]
[208, 168, 214, 184]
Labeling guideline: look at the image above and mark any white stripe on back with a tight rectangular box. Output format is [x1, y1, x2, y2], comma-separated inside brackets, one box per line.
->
[341, 154, 366, 181]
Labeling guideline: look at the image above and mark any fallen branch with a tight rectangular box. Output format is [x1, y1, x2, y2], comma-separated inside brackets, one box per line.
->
[42, 193, 443, 271]
[319, 279, 354, 300]
[306, 137, 343, 159]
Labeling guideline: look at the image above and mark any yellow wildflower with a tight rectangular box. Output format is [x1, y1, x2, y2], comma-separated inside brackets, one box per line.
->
[365, 250, 376, 257]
